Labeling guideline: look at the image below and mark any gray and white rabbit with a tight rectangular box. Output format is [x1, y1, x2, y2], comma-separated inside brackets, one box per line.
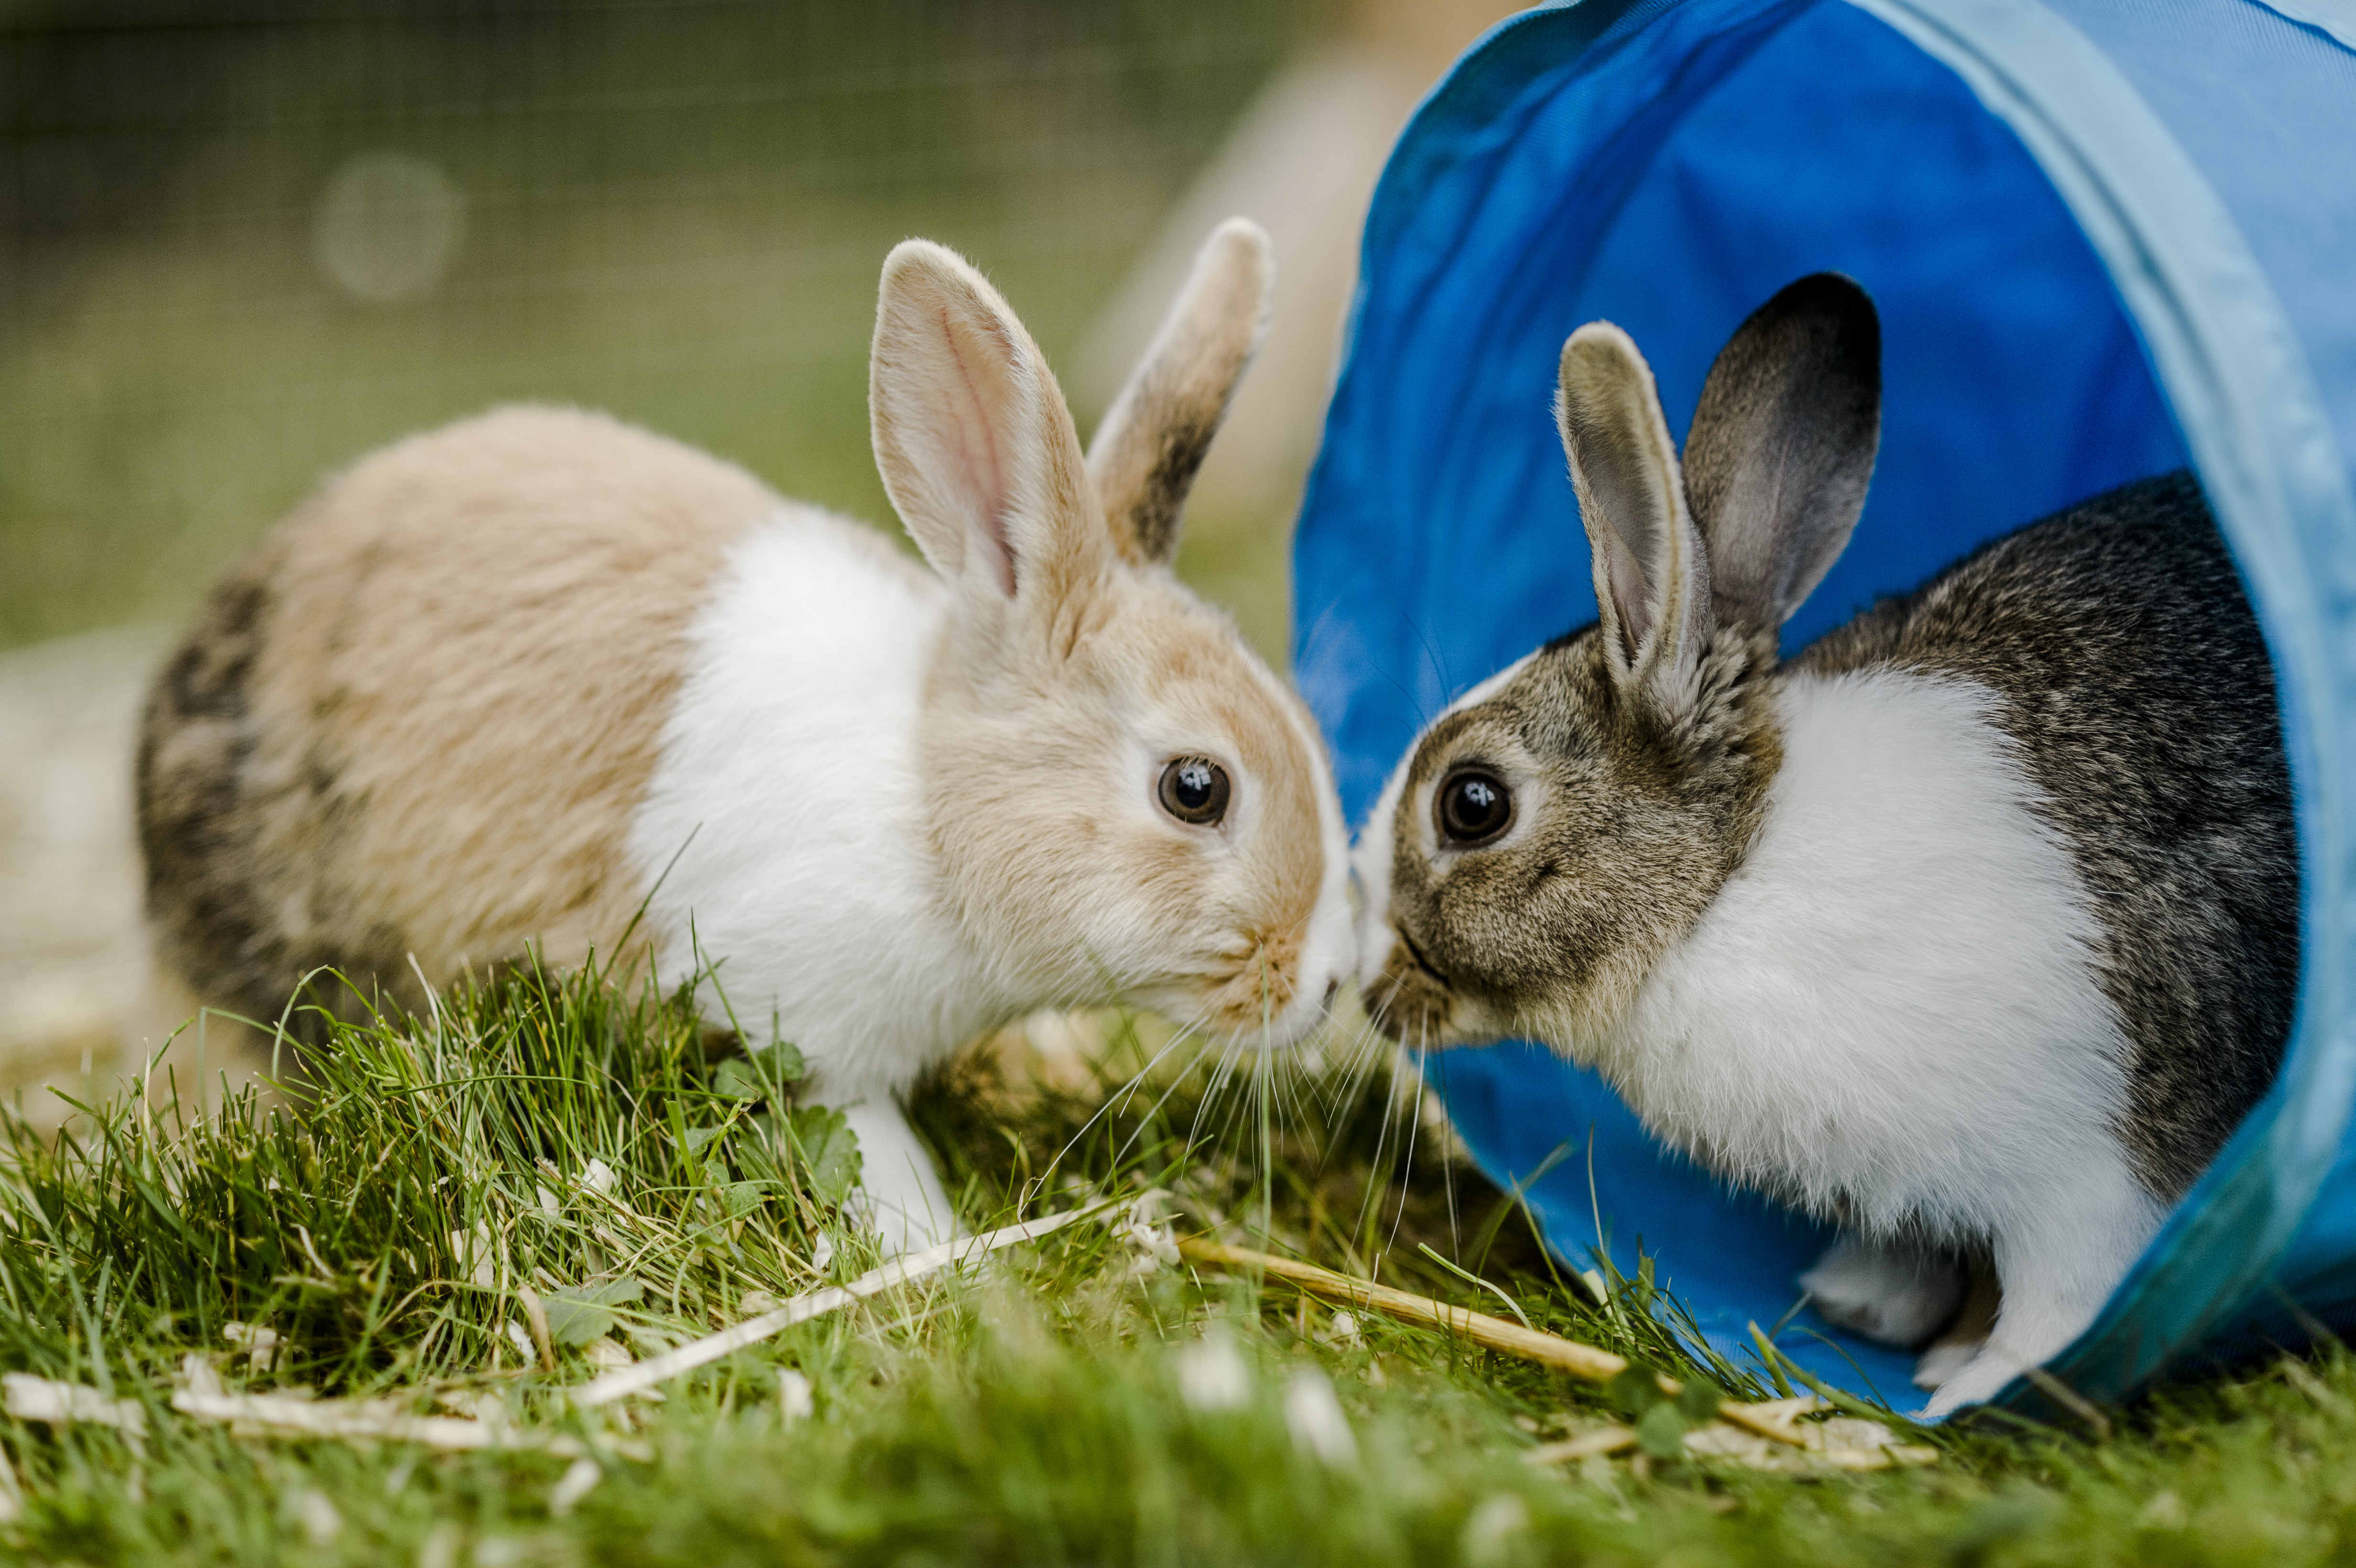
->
[139, 219, 1357, 1251]
[1353, 273, 2296, 1413]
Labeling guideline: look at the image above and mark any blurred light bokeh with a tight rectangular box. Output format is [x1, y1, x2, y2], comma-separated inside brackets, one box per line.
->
[1, 0, 1316, 654]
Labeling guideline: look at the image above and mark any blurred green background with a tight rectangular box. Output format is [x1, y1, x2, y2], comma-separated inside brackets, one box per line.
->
[0, 0, 1350, 661]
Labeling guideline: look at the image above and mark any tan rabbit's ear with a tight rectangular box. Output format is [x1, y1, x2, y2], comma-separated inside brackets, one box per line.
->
[871, 240, 1107, 614]
[1557, 322, 1713, 698]
[1085, 218, 1274, 567]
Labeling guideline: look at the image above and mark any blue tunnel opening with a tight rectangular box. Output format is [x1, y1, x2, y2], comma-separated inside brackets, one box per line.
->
[1295, 0, 2356, 1412]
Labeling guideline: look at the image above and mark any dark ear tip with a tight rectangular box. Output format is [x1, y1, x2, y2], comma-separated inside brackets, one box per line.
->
[1764, 272, 1879, 357]
[1731, 273, 1879, 404]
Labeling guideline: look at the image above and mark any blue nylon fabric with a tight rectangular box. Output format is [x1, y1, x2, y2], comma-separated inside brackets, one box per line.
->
[1841, 0, 2356, 1411]
[1295, 0, 2356, 1412]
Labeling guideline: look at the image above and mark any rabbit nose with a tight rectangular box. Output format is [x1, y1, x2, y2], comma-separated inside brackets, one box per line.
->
[1322, 977, 1341, 1010]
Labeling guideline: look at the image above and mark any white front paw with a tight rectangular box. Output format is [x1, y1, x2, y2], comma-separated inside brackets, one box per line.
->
[850, 1176, 963, 1257]
[1800, 1234, 1964, 1347]
[1918, 1345, 2024, 1417]
[828, 1096, 962, 1258]
[1910, 1337, 1981, 1392]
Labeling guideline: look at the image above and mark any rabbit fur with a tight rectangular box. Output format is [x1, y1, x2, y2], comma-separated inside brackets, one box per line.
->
[1354, 274, 2295, 1415]
[139, 219, 1357, 1250]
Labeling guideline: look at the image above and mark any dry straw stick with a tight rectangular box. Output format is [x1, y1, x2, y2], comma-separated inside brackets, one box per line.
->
[1176, 1238, 1824, 1449]
[573, 1201, 1116, 1409]
[171, 1388, 589, 1455]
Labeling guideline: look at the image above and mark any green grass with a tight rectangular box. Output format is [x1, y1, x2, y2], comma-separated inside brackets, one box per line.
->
[6, 967, 2356, 1565]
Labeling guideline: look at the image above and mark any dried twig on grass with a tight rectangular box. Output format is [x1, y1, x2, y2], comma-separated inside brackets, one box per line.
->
[573, 1201, 1115, 1409]
[170, 1388, 591, 1456]
[1176, 1238, 1933, 1467]
[4, 1374, 148, 1436]
[3, 1204, 1112, 1465]
[1179, 1239, 1625, 1379]
[1523, 1425, 1640, 1464]
[8, 1364, 633, 1460]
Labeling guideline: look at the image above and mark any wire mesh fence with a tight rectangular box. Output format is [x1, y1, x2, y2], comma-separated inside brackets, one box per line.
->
[0, 0, 1312, 649]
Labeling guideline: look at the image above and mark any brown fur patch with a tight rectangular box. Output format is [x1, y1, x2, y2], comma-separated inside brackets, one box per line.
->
[1085, 219, 1272, 569]
[919, 561, 1330, 1040]
[138, 404, 776, 1025]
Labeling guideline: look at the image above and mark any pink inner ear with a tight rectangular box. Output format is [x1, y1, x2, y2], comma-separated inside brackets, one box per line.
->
[937, 304, 1020, 599]
[1598, 523, 1653, 666]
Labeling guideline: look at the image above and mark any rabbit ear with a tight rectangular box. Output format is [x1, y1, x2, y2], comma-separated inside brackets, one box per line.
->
[1085, 218, 1274, 567]
[870, 240, 1106, 613]
[1682, 272, 1881, 629]
[1557, 322, 1713, 693]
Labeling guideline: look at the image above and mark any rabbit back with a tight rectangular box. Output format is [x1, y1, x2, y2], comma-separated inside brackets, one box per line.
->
[136, 404, 805, 1026]
[1798, 471, 2298, 1198]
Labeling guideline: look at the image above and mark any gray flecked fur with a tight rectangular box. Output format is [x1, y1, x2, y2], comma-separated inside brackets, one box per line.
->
[1365, 273, 2297, 1216]
[1800, 471, 2297, 1198]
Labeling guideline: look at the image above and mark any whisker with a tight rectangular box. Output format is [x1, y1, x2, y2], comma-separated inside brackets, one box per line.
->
[1039, 1022, 1198, 1192]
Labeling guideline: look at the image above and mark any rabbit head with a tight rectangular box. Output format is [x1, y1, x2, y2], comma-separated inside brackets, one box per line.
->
[873, 220, 1354, 1047]
[1356, 274, 1881, 1051]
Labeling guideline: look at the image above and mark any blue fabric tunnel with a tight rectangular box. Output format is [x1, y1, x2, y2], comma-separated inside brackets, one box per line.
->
[1292, 0, 2356, 1413]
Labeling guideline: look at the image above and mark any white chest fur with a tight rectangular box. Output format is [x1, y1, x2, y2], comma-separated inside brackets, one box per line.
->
[1575, 666, 2151, 1245]
[628, 505, 1005, 1100]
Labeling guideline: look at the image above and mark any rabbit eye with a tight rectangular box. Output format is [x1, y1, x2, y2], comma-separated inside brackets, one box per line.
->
[1436, 768, 1513, 846]
[1158, 756, 1231, 827]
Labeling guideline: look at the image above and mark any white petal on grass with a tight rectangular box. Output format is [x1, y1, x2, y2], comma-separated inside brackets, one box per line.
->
[810, 1232, 836, 1272]
[1283, 1367, 1358, 1467]
[777, 1369, 815, 1425]
[1462, 1493, 1530, 1566]
[503, 1321, 536, 1363]
[179, 1355, 225, 1398]
[290, 1488, 342, 1547]
[0, 1441, 23, 1524]
[223, 1321, 281, 1373]
[451, 1225, 499, 1290]
[418, 1522, 464, 1568]
[1176, 1337, 1251, 1413]
[1114, 1189, 1180, 1275]
[548, 1457, 602, 1518]
[582, 1338, 633, 1371]
[573, 1203, 1112, 1408]
[581, 1159, 617, 1196]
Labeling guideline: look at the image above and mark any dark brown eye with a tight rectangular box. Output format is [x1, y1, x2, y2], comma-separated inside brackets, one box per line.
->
[1157, 756, 1231, 827]
[1436, 768, 1513, 846]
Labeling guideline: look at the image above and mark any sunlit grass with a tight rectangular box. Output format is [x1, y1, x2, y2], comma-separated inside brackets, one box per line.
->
[4, 966, 2356, 1565]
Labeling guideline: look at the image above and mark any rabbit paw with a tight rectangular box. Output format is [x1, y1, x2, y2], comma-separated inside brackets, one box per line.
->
[1918, 1345, 2024, 1417]
[1911, 1336, 1983, 1391]
[1800, 1235, 1964, 1347]
[831, 1097, 962, 1257]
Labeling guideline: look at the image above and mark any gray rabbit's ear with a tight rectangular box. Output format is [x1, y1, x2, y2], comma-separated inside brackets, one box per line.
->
[1682, 272, 1881, 630]
[1557, 322, 1713, 696]
[1085, 217, 1274, 567]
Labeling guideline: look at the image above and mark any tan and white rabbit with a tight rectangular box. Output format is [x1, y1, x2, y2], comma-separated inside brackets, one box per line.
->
[138, 219, 1357, 1247]
[1355, 274, 2296, 1414]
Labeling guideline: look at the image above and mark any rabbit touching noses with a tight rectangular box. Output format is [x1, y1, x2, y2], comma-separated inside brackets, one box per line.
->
[138, 219, 1357, 1252]
[1355, 273, 2296, 1415]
